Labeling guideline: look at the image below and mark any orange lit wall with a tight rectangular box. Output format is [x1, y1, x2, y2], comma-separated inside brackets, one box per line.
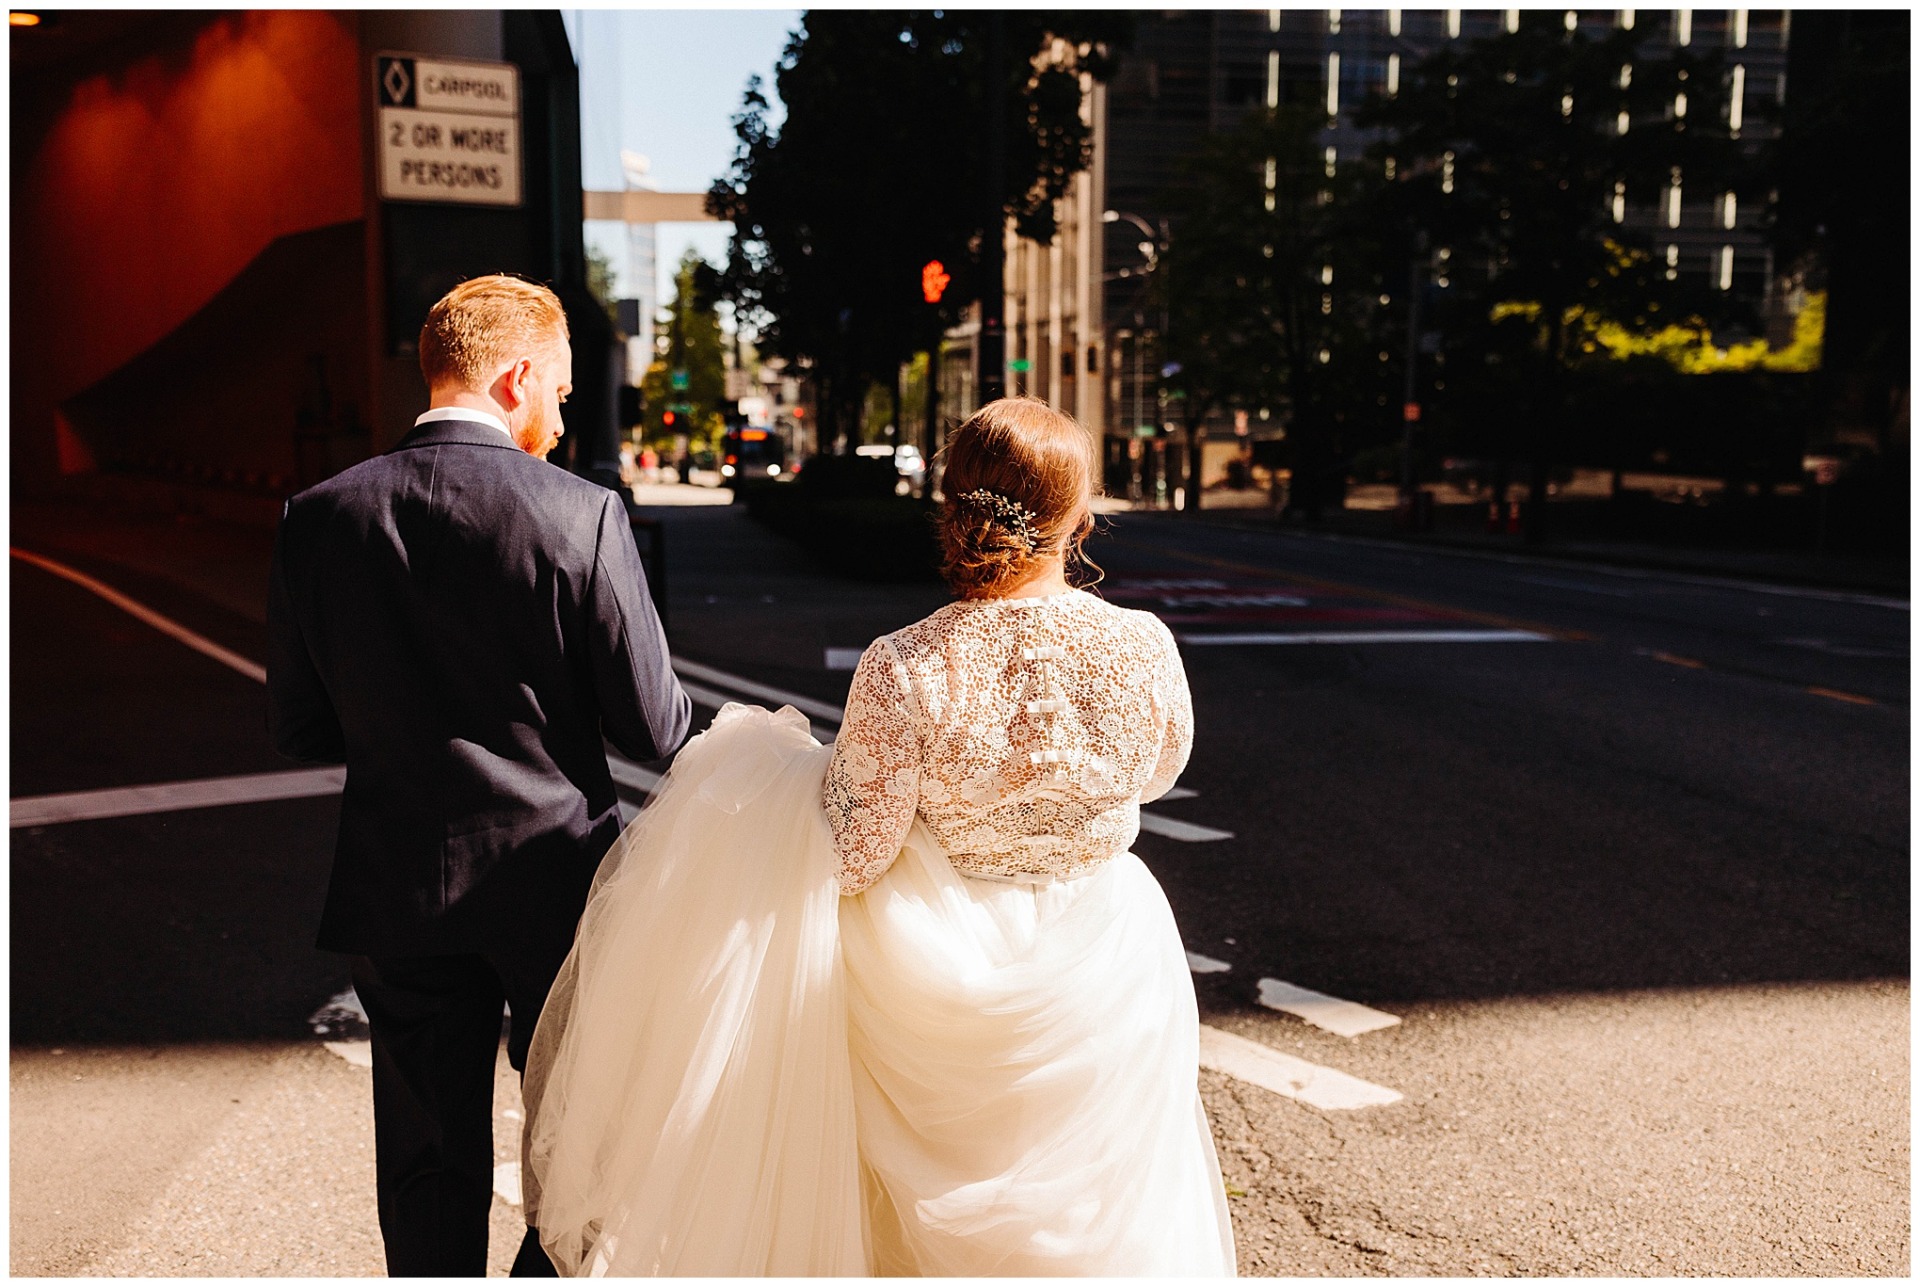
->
[12, 11, 364, 490]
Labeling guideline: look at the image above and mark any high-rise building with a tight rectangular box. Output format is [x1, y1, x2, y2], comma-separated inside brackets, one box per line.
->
[1094, 9, 1793, 488]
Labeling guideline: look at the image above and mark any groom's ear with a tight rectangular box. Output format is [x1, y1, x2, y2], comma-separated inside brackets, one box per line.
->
[496, 357, 535, 412]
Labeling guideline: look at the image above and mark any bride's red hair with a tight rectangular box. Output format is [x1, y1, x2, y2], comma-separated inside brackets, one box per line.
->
[937, 397, 1098, 599]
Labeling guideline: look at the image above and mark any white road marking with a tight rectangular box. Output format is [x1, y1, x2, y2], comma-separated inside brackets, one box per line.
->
[672, 658, 849, 724]
[675, 670, 838, 742]
[1774, 637, 1907, 659]
[1157, 786, 1199, 801]
[307, 987, 367, 1037]
[10, 767, 345, 828]
[1186, 952, 1233, 974]
[824, 647, 864, 671]
[1138, 812, 1235, 842]
[1198, 1024, 1401, 1110]
[1511, 574, 1637, 598]
[323, 1040, 373, 1068]
[1179, 629, 1550, 646]
[493, 1161, 523, 1206]
[11, 547, 268, 683]
[1285, 527, 1911, 609]
[1257, 978, 1402, 1038]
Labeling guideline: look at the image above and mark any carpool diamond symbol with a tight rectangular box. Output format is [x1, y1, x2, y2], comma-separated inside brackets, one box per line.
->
[382, 58, 413, 107]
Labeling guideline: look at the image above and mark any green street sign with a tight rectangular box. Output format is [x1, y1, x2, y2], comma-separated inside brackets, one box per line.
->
[670, 368, 690, 391]
[1134, 424, 1157, 438]
[1008, 358, 1033, 373]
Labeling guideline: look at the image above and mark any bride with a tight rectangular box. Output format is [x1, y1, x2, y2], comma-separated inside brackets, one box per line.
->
[522, 397, 1238, 1276]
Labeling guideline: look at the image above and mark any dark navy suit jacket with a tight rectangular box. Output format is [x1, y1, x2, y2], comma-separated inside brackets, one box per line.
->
[266, 416, 692, 956]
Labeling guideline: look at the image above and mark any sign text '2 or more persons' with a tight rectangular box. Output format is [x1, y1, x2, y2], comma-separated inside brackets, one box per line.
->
[376, 54, 522, 207]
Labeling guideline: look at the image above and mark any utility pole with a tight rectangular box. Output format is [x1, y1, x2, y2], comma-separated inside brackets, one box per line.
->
[1399, 237, 1425, 527]
[977, 11, 1007, 406]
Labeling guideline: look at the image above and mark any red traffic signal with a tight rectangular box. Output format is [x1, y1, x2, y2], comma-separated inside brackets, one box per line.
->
[662, 410, 676, 426]
[921, 260, 950, 304]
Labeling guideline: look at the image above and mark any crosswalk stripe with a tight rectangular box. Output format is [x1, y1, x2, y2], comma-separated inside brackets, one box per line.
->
[12, 547, 268, 683]
[1198, 1024, 1401, 1110]
[1186, 952, 1233, 974]
[1256, 978, 1402, 1037]
[1178, 629, 1549, 646]
[672, 658, 849, 725]
[1138, 813, 1234, 842]
[10, 768, 346, 828]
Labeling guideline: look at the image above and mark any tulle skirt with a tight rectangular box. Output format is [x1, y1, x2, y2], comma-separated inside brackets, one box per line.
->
[523, 704, 1236, 1276]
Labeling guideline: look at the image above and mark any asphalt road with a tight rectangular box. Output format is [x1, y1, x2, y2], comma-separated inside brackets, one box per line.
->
[9, 497, 1908, 1275]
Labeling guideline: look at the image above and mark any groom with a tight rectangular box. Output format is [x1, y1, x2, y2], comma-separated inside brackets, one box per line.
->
[267, 274, 691, 1276]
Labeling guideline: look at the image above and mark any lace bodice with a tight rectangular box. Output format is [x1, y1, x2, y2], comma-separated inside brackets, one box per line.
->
[822, 589, 1193, 894]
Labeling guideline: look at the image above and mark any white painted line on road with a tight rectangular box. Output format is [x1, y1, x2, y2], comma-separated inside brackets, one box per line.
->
[1257, 978, 1402, 1038]
[11, 547, 268, 683]
[1198, 1024, 1401, 1110]
[307, 987, 367, 1036]
[1178, 629, 1550, 646]
[673, 658, 849, 725]
[1157, 786, 1199, 801]
[1774, 637, 1907, 660]
[675, 664, 839, 742]
[10, 767, 345, 828]
[1186, 952, 1233, 974]
[493, 1161, 524, 1206]
[824, 647, 863, 671]
[608, 756, 665, 795]
[1138, 812, 1235, 842]
[323, 1040, 373, 1068]
[1284, 528, 1911, 610]
[1511, 574, 1637, 598]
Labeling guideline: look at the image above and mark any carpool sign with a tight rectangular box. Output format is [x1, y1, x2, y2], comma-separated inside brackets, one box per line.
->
[376, 53, 522, 206]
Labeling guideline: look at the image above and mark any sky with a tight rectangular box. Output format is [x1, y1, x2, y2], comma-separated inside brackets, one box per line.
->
[565, 9, 801, 307]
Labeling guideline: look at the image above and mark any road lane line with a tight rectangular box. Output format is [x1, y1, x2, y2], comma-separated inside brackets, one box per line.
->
[1198, 1024, 1401, 1110]
[1256, 978, 1402, 1037]
[11, 547, 268, 683]
[1138, 813, 1235, 842]
[1645, 650, 1708, 670]
[608, 756, 665, 795]
[1178, 629, 1549, 646]
[1186, 952, 1233, 974]
[10, 767, 346, 828]
[1111, 537, 1584, 641]
[1157, 786, 1199, 801]
[1278, 527, 1912, 609]
[672, 658, 849, 724]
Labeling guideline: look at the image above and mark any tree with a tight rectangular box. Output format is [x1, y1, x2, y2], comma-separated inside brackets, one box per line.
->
[1153, 106, 1397, 517]
[1771, 11, 1909, 458]
[707, 12, 1128, 451]
[1352, 14, 1759, 538]
[640, 251, 728, 449]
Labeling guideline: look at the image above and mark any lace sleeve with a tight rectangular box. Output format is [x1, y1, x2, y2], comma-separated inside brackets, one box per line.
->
[1141, 624, 1193, 803]
[822, 638, 921, 894]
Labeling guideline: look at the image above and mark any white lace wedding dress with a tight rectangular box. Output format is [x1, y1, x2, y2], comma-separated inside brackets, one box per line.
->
[523, 589, 1237, 1276]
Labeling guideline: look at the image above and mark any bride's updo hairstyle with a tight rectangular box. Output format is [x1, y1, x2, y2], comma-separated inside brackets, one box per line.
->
[937, 396, 1097, 599]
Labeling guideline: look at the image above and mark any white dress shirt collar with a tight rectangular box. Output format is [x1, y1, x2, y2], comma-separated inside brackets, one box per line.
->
[415, 406, 512, 439]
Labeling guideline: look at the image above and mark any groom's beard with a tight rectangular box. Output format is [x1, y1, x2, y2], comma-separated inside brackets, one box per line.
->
[515, 405, 564, 460]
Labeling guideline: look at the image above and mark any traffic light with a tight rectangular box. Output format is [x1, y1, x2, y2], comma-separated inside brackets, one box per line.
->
[921, 260, 950, 304]
[662, 409, 676, 427]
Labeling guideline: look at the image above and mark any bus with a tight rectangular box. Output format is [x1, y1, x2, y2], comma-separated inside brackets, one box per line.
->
[720, 426, 786, 481]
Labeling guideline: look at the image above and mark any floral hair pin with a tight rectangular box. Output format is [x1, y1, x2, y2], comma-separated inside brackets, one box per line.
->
[957, 489, 1040, 554]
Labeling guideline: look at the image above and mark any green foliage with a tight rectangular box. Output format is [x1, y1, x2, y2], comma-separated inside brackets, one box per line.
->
[639, 250, 729, 446]
[584, 244, 620, 329]
[708, 12, 1129, 440]
[1152, 105, 1398, 512]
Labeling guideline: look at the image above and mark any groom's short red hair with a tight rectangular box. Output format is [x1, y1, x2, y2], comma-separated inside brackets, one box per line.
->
[419, 275, 569, 393]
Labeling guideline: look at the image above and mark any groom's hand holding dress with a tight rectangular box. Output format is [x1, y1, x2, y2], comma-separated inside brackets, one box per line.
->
[266, 275, 691, 1277]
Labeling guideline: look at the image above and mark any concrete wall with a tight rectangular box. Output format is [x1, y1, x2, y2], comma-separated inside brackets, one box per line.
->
[11, 11, 365, 495]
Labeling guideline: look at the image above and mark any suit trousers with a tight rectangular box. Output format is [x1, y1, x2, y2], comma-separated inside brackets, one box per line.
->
[352, 950, 567, 1277]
